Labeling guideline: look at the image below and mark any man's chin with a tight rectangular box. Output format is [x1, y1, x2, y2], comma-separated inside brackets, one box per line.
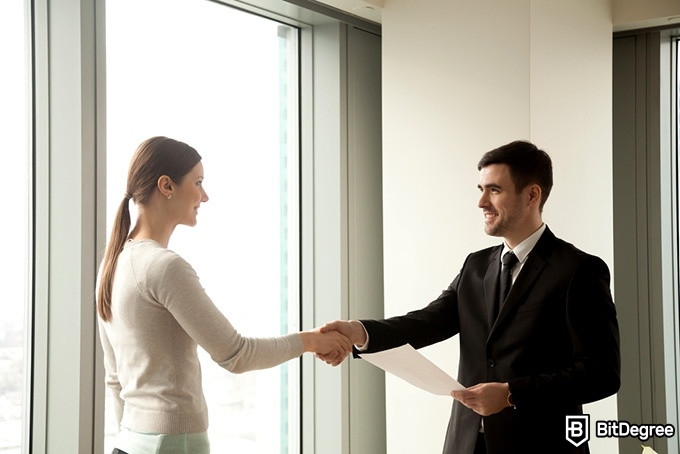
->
[484, 225, 503, 237]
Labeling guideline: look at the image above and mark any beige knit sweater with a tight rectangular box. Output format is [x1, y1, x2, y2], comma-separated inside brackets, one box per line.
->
[98, 239, 304, 434]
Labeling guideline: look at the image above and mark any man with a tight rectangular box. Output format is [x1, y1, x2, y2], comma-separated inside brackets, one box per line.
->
[320, 140, 620, 453]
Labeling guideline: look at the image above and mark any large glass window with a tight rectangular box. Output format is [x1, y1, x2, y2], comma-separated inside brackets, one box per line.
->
[0, 1, 31, 453]
[104, 0, 300, 452]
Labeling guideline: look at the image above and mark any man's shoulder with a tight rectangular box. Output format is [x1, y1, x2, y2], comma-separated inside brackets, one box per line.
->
[546, 232, 597, 257]
[538, 232, 610, 272]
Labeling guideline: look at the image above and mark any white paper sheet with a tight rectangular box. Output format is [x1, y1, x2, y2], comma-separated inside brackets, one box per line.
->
[359, 344, 465, 395]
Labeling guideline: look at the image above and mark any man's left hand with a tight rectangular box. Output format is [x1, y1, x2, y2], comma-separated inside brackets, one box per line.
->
[451, 382, 511, 416]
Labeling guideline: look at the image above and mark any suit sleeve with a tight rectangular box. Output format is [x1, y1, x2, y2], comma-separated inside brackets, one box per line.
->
[508, 255, 621, 407]
[359, 273, 462, 354]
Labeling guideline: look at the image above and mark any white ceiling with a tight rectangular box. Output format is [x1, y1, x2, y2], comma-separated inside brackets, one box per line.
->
[316, 0, 680, 30]
[315, 0, 383, 24]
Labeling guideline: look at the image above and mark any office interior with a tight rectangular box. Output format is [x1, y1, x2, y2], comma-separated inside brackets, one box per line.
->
[4, 0, 680, 453]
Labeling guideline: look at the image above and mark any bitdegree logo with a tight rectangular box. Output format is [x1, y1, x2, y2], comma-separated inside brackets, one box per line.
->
[566, 415, 590, 447]
[596, 420, 676, 441]
[565, 415, 677, 446]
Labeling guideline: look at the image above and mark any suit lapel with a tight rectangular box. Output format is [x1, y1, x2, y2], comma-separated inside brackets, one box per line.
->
[489, 227, 556, 336]
[484, 247, 502, 328]
[496, 254, 547, 321]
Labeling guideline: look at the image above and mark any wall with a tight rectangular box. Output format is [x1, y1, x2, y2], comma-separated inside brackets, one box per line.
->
[381, 0, 616, 452]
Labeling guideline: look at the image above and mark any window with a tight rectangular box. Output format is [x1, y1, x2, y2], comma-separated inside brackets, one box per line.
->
[613, 27, 680, 454]
[670, 33, 680, 449]
[0, 1, 31, 453]
[104, 0, 300, 452]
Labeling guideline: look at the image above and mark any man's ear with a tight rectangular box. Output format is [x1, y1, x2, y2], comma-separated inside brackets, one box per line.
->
[527, 184, 542, 208]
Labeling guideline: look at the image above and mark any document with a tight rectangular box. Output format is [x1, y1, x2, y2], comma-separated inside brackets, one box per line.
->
[359, 344, 465, 395]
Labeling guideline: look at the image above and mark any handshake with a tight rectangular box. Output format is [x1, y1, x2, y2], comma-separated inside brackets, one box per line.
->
[300, 320, 368, 367]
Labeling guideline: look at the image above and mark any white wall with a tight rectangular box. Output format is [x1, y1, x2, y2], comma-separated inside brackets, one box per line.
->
[529, 3, 616, 452]
[381, 0, 616, 452]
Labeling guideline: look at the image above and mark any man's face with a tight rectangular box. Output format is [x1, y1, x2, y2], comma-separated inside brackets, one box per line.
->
[477, 163, 529, 239]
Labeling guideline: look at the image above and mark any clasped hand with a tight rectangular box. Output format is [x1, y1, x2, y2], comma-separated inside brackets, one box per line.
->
[311, 320, 367, 366]
[302, 326, 352, 366]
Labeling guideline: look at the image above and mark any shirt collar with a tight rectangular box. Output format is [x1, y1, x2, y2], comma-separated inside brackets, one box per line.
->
[501, 223, 546, 264]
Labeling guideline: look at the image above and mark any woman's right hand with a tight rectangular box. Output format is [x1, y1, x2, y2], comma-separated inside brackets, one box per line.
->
[300, 328, 352, 366]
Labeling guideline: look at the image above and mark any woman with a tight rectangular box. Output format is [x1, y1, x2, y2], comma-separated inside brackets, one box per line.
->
[97, 136, 350, 454]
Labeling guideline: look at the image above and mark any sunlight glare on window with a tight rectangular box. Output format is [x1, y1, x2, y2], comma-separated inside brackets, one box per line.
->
[0, 1, 31, 453]
[104, 0, 300, 452]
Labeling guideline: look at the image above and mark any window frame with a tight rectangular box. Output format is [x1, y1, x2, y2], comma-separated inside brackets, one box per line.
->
[30, 0, 102, 451]
[612, 26, 680, 454]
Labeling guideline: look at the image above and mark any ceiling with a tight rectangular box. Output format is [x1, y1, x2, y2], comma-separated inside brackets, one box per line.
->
[314, 0, 383, 24]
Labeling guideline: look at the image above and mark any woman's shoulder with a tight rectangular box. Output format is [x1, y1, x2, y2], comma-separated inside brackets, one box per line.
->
[122, 240, 202, 307]
[126, 239, 194, 277]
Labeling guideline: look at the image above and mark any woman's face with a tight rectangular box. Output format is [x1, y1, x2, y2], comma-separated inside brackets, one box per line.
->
[171, 161, 208, 227]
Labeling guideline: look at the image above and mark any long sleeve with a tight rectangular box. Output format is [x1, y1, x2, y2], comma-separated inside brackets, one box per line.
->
[360, 273, 462, 353]
[149, 252, 304, 373]
[98, 239, 305, 434]
[97, 318, 124, 426]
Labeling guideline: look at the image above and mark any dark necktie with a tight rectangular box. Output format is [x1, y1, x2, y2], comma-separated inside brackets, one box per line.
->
[497, 251, 519, 316]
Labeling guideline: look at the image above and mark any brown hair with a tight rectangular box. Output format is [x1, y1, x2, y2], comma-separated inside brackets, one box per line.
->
[477, 140, 553, 211]
[97, 136, 202, 321]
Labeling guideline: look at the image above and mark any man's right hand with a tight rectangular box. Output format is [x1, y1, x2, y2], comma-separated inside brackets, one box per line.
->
[316, 320, 368, 365]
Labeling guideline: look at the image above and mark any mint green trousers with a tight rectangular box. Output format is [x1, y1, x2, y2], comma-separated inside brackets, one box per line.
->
[114, 427, 210, 454]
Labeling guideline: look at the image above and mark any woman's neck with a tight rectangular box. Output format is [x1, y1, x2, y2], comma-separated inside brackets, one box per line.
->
[129, 207, 174, 248]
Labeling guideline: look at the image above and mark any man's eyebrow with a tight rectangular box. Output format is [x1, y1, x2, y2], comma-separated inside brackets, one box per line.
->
[477, 183, 502, 190]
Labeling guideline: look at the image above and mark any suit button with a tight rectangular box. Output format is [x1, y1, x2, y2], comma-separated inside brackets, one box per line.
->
[487, 359, 496, 367]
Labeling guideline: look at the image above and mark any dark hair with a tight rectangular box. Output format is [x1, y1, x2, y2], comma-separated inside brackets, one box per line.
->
[97, 136, 202, 321]
[477, 140, 553, 211]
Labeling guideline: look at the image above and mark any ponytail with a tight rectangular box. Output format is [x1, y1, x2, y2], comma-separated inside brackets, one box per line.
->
[96, 196, 132, 321]
[96, 137, 201, 321]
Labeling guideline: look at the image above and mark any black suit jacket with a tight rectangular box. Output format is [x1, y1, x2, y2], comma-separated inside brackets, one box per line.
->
[360, 227, 620, 454]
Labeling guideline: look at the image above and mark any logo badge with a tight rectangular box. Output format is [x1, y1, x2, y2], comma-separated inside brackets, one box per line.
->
[565, 415, 590, 447]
